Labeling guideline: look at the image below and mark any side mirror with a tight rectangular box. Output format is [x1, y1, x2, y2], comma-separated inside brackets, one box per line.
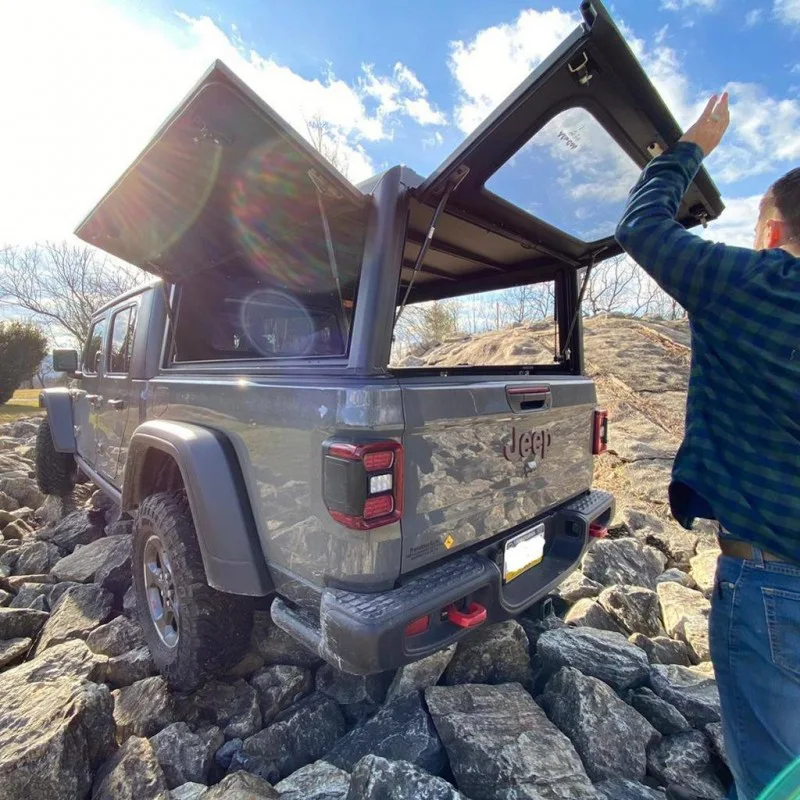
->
[52, 349, 79, 374]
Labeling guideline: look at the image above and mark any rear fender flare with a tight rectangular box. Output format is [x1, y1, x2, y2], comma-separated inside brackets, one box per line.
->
[39, 388, 76, 453]
[122, 419, 272, 597]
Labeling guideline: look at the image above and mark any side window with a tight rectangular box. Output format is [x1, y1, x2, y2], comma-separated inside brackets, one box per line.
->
[107, 306, 138, 374]
[83, 318, 107, 374]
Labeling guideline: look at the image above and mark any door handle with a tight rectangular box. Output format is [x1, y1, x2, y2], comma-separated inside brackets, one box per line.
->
[107, 399, 126, 411]
[85, 394, 100, 405]
[506, 385, 552, 412]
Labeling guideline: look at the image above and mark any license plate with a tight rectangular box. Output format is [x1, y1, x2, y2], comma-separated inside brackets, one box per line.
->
[503, 523, 546, 583]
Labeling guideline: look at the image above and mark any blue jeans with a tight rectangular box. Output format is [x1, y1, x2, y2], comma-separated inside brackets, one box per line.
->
[709, 548, 800, 800]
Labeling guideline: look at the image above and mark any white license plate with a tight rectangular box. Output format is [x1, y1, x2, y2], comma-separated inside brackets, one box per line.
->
[503, 523, 546, 583]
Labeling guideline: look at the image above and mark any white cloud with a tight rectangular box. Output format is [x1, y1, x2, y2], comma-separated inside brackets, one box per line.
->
[423, 132, 445, 149]
[775, 0, 800, 25]
[661, 0, 717, 10]
[745, 9, 764, 26]
[0, 0, 442, 245]
[703, 195, 762, 248]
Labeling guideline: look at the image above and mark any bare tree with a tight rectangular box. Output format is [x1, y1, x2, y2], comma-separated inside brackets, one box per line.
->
[305, 112, 350, 178]
[0, 241, 143, 345]
[583, 254, 638, 316]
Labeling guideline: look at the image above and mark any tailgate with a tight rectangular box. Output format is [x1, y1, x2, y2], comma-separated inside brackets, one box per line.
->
[399, 376, 596, 572]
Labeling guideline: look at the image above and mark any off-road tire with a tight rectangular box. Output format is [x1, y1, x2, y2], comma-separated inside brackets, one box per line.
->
[35, 418, 77, 496]
[132, 491, 254, 691]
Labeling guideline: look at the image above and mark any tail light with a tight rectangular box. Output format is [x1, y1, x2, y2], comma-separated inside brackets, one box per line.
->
[323, 440, 403, 530]
[589, 522, 608, 539]
[593, 409, 608, 455]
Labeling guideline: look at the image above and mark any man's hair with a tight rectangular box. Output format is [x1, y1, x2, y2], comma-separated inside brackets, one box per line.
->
[769, 167, 800, 242]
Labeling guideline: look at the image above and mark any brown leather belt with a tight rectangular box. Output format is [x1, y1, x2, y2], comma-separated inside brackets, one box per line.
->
[718, 537, 794, 564]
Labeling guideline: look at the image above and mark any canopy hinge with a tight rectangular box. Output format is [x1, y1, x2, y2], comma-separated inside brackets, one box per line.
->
[568, 51, 594, 86]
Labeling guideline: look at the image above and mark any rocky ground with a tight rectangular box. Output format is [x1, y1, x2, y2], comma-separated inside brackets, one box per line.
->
[0, 321, 728, 800]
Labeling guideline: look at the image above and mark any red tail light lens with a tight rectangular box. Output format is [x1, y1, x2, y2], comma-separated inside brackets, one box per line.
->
[404, 615, 430, 637]
[323, 440, 403, 530]
[589, 522, 608, 539]
[593, 409, 608, 455]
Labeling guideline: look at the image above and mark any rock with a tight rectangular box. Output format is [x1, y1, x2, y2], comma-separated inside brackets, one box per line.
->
[88, 616, 146, 657]
[690, 550, 718, 596]
[595, 778, 666, 800]
[4, 639, 107, 683]
[36, 583, 114, 652]
[0, 676, 114, 800]
[228, 650, 265, 679]
[537, 627, 650, 692]
[443, 620, 531, 687]
[326, 690, 443, 775]
[316, 663, 392, 722]
[553, 570, 603, 603]
[0, 476, 44, 509]
[234, 693, 345, 783]
[0, 606, 49, 638]
[170, 784, 208, 800]
[203, 771, 279, 800]
[517, 612, 568, 660]
[2, 519, 33, 541]
[39, 510, 104, 552]
[649, 664, 721, 727]
[582, 537, 667, 589]
[16, 541, 62, 575]
[29, 593, 48, 611]
[114, 676, 176, 741]
[49, 579, 83, 606]
[92, 735, 169, 800]
[628, 687, 691, 735]
[0, 588, 11, 606]
[92, 490, 116, 511]
[386, 645, 456, 702]
[106, 518, 134, 537]
[251, 611, 320, 668]
[657, 568, 698, 589]
[0, 636, 31, 667]
[629, 633, 692, 666]
[36, 494, 73, 527]
[641, 525, 699, 570]
[9, 581, 50, 608]
[8, 419, 40, 437]
[705, 722, 728, 766]
[647, 731, 726, 799]
[180, 679, 262, 740]
[215, 739, 243, 772]
[540, 667, 659, 782]
[106, 645, 157, 687]
[426, 682, 596, 800]
[346, 755, 467, 800]
[598, 584, 663, 637]
[275, 760, 351, 800]
[2, 572, 52, 590]
[676, 614, 711, 664]
[51, 535, 130, 583]
[250, 664, 313, 725]
[0, 490, 20, 511]
[564, 598, 624, 633]
[123, 585, 137, 618]
[150, 722, 224, 788]
[657, 582, 711, 637]
[95, 534, 133, 597]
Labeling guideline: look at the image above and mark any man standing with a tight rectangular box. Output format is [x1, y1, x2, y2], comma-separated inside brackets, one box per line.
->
[615, 93, 800, 800]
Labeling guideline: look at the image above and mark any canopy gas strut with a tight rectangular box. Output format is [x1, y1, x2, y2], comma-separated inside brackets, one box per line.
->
[559, 247, 607, 363]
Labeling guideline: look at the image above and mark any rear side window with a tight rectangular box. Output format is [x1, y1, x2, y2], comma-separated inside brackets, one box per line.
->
[108, 306, 138, 374]
[83, 318, 107, 374]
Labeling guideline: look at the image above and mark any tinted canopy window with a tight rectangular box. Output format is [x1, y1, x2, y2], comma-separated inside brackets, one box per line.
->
[108, 306, 137, 374]
[485, 108, 641, 243]
[83, 318, 107, 374]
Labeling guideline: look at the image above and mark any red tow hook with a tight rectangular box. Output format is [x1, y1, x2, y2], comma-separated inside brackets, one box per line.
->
[446, 602, 487, 629]
[589, 522, 608, 539]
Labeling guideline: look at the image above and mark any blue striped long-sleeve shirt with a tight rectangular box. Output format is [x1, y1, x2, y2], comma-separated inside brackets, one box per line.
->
[615, 141, 800, 561]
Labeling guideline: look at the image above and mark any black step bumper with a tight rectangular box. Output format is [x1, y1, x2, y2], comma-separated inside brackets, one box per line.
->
[271, 489, 614, 674]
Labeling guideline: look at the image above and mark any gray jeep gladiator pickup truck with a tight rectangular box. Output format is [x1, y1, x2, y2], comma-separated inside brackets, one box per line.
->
[38, 0, 722, 690]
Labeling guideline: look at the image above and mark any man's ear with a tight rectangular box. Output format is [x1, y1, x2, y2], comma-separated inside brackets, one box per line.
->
[765, 219, 785, 249]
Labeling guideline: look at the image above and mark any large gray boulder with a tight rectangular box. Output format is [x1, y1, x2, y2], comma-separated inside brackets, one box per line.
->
[537, 627, 650, 692]
[629, 633, 692, 666]
[3, 639, 106, 684]
[179, 679, 261, 740]
[657, 568, 698, 589]
[581, 537, 667, 589]
[38, 510, 104, 552]
[647, 731, 726, 799]
[169, 784, 208, 800]
[386, 645, 456, 702]
[113, 676, 177, 741]
[92, 736, 169, 800]
[15, 541, 62, 575]
[628, 687, 691, 735]
[203, 771, 278, 799]
[676, 614, 711, 664]
[598, 584, 663, 637]
[51, 536, 130, 583]
[540, 667, 659, 782]
[443, 621, 532, 687]
[553, 570, 603, 603]
[345, 755, 468, 800]
[9, 581, 50, 609]
[326, 690, 443, 775]
[0, 676, 115, 800]
[251, 611, 320, 668]
[0, 476, 44, 510]
[105, 645, 156, 688]
[595, 778, 666, 799]
[316, 663, 392, 723]
[150, 722, 224, 789]
[87, 615, 146, 657]
[94, 535, 133, 597]
[0, 636, 31, 667]
[656, 582, 710, 637]
[563, 598, 623, 633]
[233, 692, 345, 783]
[690, 550, 718, 596]
[425, 682, 597, 800]
[0, 606, 49, 638]
[36, 583, 114, 653]
[250, 664, 313, 726]
[649, 664, 721, 727]
[275, 760, 351, 800]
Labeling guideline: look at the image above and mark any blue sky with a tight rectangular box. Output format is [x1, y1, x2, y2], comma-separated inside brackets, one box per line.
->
[0, 0, 798, 250]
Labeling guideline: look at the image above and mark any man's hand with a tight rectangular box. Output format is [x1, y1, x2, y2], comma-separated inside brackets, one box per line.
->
[679, 93, 730, 157]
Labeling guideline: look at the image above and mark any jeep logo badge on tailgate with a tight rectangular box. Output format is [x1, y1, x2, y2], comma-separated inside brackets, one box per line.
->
[503, 426, 552, 462]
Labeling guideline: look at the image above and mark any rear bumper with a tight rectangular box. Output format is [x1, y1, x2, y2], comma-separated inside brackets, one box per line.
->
[272, 489, 614, 674]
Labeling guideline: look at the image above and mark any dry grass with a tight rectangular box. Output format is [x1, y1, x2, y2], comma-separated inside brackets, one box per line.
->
[0, 389, 43, 424]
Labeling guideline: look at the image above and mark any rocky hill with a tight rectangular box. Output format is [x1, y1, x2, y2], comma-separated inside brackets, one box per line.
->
[0, 320, 729, 800]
